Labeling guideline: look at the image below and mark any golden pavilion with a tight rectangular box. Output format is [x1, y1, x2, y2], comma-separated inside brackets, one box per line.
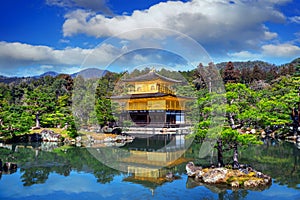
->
[111, 70, 192, 128]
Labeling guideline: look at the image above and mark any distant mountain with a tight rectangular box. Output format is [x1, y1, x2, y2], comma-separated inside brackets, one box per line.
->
[33, 68, 107, 79]
[0, 68, 109, 83]
[36, 71, 59, 78]
[74, 68, 108, 79]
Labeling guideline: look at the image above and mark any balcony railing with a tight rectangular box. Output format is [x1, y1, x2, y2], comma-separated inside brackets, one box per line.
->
[128, 85, 175, 95]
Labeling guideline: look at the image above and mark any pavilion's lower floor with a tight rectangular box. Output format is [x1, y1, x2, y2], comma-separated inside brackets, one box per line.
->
[118, 110, 185, 128]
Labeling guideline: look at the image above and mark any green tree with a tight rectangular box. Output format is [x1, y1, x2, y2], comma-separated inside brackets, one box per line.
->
[225, 83, 255, 128]
[95, 72, 122, 127]
[193, 83, 261, 167]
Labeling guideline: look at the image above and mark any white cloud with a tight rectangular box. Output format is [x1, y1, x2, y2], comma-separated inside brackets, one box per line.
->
[228, 43, 300, 63]
[0, 42, 54, 62]
[0, 41, 122, 76]
[62, 0, 284, 53]
[0, 40, 193, 76]
[264, 31, 278, 40]
[46, 0, 112, 14]
[1, 40, 298, 77]
[289, 16, 300, 24]
[59, 39, 70, 44]
[40, 65, 54, 69]
[228, 51, 262, 60]
[262, 43, 300, 57]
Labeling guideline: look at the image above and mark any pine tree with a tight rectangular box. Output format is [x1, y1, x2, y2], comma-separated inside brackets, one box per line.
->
[223, 61, 240, 84]
[240, 67, 252, 84]
[266, 67, 279, 83]
[193, 63, 206, 90]
[287, 63, 296, 75]
[252, 65, 264, 81]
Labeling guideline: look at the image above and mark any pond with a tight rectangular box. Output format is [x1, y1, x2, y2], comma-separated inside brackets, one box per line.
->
[0, 135, 299, 200]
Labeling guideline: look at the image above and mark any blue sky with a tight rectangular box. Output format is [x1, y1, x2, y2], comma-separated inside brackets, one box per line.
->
[0, 0, 300, 76]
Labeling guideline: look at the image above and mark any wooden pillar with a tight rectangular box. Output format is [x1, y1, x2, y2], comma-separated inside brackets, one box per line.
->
[147, 112, 150, 124]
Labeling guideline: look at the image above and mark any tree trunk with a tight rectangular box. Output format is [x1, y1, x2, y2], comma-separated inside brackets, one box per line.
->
[232, 143, 239, 169]
[229, 113, 236, 129]
[35, 112, 40, 128]
[210, 148, 214, 166]
[217, 138, 224, 167]
[208, 81, 212, 93]
[229, 99, 237, 129]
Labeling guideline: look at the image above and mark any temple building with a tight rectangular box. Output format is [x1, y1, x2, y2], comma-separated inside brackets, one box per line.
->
[111, 70, 192, 128]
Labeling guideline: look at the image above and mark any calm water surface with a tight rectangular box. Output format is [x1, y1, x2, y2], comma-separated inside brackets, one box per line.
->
[0, 136, 299, 200]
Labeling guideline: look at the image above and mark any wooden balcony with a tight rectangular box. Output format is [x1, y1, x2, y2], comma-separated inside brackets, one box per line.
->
[128, 85, 175, 95]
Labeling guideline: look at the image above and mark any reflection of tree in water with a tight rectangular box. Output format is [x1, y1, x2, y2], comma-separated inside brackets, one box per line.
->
[22, 167, 43, 185]
[63, 147, 120, 183]
[186, 177, 249, 200]
[0, 145, 120, 186]
[94, 170, 116, 184]
[237, 139, 300, 190]
[218, 190, 248, 200]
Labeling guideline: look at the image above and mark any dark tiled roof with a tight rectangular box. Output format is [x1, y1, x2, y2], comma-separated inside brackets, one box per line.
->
[111, 93, 169, 100]
[110, 92, 194, 100]
[123, 71, 182, 83]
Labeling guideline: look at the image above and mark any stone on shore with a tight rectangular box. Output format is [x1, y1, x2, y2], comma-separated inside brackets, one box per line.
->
[41, 129, 62, 142]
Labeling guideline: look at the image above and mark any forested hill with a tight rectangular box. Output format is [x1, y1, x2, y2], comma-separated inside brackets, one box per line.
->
[215, 60, 276, 71]
[0, 75, 34, 84]
[216, 57, 300, 71]
[290, 57, 300, 67]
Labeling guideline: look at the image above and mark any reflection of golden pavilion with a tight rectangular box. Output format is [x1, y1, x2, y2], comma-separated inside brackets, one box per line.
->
[121, 135, 192, 190]
[111, 70, 192, 127]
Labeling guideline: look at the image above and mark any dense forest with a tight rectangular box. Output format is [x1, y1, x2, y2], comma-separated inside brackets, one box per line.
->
[0, 58, 299, 149]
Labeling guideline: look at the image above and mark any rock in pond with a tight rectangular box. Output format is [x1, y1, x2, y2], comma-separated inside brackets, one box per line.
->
[186, 162, 272, 190]
[186, 162, 202, 177]
[201, 168, 228, 184]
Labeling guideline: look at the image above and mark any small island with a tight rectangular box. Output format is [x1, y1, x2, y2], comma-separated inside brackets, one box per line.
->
[186, 162, 271, 189]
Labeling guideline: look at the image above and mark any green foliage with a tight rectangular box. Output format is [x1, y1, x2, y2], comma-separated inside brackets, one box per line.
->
[66, 121, 78, 138]
[221, 127, 261, 147]
[0, 104, 33, 136]
[95, 72, 122, 126]
[0, 75, 76, 137]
